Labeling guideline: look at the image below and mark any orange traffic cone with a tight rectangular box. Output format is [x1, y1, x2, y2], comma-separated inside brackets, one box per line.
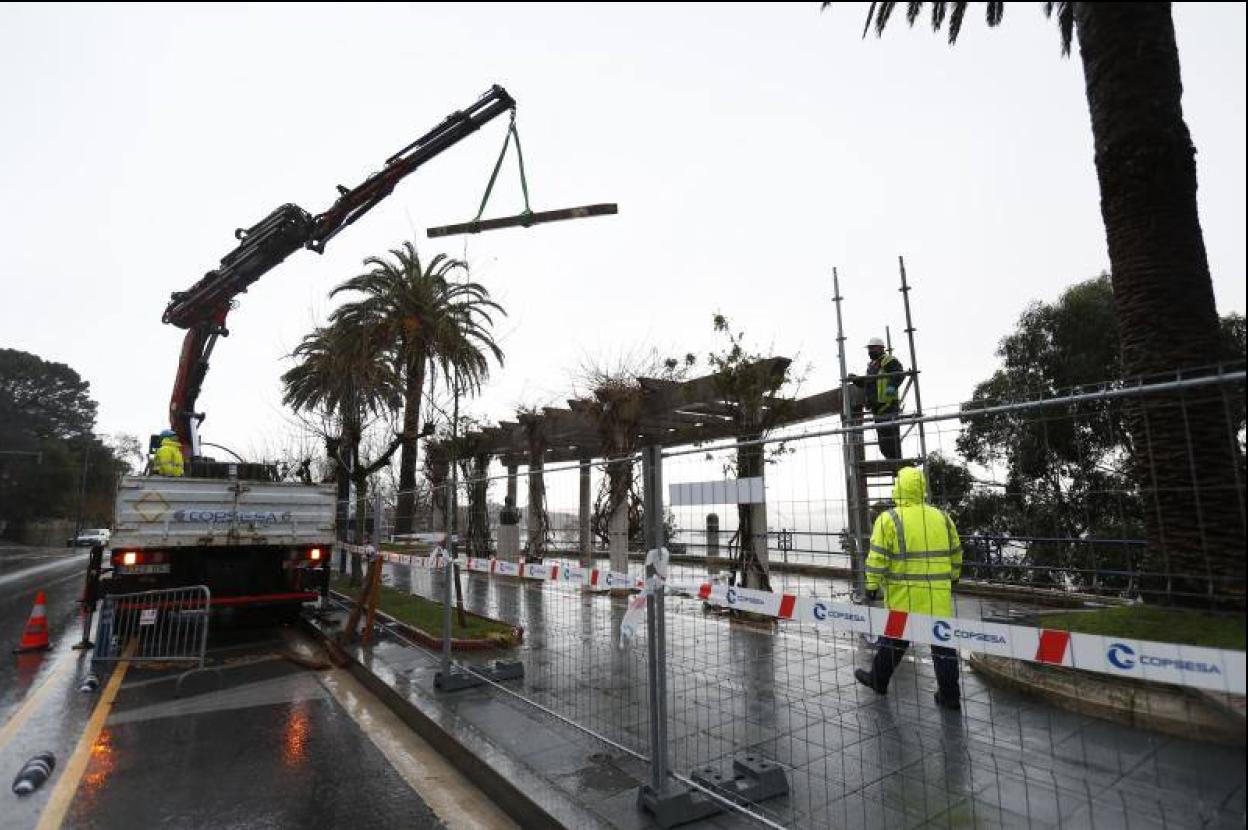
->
[13, 591, 51, 654]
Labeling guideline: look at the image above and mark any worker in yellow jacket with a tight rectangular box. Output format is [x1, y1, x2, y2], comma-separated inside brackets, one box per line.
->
[855, 466, 963, 710]
[152, 430, 184, 477]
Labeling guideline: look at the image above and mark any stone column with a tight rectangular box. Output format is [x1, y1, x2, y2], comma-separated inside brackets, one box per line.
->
[747, 486, 769, 590]
[527, 457, 545, 561]
[607, 459, 630, 578]
[506, 462, 519, 507]
[706, 513, 720, 575]
[579, 456, 593, 568]
[497, 461, 521, 562]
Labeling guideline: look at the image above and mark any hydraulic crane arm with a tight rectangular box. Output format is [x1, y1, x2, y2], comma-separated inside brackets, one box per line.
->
[163, 85, 515, 455]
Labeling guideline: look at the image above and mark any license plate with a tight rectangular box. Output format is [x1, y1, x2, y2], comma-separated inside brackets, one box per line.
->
[118, 564, 171, 575]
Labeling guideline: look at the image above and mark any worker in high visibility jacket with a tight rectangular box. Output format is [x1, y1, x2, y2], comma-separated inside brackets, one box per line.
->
[855, 466, 963, 710]
[849, 337, 906, 460]
[152, 430, 184, 477]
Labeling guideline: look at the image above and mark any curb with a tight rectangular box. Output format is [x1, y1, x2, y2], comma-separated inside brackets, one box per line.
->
[300, 616, 612, 830]
[969, 653, 1246, 746]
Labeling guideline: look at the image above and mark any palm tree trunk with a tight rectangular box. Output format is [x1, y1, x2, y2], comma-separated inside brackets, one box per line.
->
[329, 435, 349, 544]
[343, 420, 365, 586]
[1075, 3, 1245, 607]
[394, 351, 427, 535]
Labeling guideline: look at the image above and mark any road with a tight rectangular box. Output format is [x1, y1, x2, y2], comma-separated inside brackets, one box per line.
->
[0, 545, 515, 830]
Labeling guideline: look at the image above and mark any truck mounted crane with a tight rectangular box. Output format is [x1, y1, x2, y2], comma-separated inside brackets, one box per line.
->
[96, 86, 515, 618]
[164, 85, 515, 460]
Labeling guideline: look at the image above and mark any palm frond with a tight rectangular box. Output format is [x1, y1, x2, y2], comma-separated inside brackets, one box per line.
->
[985, 1, 1003, 27]
[1043, 1, 1074, 55]
[858, 1, 1008, 46]
[947, 2, 968, 43]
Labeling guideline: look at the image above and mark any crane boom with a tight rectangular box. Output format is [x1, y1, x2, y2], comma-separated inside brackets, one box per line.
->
[162, 85, 515, 455]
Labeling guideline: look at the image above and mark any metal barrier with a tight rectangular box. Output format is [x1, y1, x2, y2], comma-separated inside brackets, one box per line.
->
[344, 368, 1246, 829]
[94, 586, 212, 692]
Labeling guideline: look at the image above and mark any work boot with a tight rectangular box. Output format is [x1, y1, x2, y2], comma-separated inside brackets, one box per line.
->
[934, 692, 961, 712]
[855, 669, 884, 695]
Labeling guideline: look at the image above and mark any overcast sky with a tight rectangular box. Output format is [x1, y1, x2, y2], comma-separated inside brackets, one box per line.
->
[1, 2, 1244, 460]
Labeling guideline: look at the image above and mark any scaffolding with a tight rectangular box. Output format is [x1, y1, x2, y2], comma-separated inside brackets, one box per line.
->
[833, 256, 929, 596]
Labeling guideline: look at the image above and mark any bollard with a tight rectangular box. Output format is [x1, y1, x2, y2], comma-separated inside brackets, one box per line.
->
[12, 753, 55, 795]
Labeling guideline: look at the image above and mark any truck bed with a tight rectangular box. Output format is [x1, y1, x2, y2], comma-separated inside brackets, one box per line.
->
[111, 475, 336, 550]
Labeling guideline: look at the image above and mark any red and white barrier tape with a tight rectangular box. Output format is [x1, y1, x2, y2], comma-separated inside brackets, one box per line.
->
[378, 549, 1246, 695]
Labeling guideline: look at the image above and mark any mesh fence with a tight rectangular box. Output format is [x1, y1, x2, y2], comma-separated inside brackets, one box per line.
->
[335, 367, 1245, 829]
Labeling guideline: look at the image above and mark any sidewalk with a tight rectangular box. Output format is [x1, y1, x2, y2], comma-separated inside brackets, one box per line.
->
[314, 558, 1246, 829]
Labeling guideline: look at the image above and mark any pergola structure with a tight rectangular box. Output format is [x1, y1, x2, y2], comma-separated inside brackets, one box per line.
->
[427, 357, 867, 583]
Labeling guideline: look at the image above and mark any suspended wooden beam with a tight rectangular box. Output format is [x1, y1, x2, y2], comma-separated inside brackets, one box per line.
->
[426, 203, 618, 238]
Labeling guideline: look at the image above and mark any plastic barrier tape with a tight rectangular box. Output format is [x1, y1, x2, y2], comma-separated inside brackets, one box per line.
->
[377, 552, 1246, 695]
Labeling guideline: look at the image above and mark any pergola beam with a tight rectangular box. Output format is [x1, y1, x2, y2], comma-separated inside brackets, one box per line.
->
[427, 203, 618, 238]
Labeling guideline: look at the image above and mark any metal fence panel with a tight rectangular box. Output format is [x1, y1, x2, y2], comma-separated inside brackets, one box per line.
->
[351, 369, 1245, 829]
[94, 585, 211, 670]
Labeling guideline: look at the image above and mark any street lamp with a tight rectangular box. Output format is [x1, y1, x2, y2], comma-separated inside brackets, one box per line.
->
[73, 433, 111, 540]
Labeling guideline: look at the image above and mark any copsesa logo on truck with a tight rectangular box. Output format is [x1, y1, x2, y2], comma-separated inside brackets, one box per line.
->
[173, 509, 292, 524]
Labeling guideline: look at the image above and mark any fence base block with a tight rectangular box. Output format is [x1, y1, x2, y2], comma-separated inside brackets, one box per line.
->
[638, 756, 789, 828]
[694, 754, 790, 802]
[637, 783, 722, 829]
[435, 660, 525, 692]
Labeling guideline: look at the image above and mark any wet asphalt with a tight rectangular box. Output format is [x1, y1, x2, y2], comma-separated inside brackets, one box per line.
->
[0, 546, 90, 718]
[1, 546, 447, 830]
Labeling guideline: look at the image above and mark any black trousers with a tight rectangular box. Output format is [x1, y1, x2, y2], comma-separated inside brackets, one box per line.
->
[874, 412, 902, 460]
[871, 637, 961, 701]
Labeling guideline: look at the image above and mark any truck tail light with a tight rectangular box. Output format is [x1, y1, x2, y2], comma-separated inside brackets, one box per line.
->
[112, 551, 166, 567]
[309, 548, 323, 561]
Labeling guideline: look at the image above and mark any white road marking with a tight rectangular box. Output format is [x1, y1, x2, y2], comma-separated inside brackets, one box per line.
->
[106, 672, 328, 726]
[318, 668, 519, 830]
[0, 553, 88, 590]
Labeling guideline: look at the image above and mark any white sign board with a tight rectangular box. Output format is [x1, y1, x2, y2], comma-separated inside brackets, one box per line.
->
[669, 477, 765, 506]
[139, 608, 158, 626]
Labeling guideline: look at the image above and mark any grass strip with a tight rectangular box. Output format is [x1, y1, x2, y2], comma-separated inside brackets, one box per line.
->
[1040, 605, 1245, 650]
[330, 572, 517, 645]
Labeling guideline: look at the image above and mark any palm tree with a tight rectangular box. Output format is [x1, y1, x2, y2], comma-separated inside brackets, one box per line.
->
[282, 317, 400, 583]
[330, 242, 505, 536]
[846, 2, 1243, 607]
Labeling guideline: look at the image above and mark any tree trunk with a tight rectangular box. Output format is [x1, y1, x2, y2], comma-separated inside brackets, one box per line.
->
[1075, 3, 1245, 607]
[394, 351, 426, 535]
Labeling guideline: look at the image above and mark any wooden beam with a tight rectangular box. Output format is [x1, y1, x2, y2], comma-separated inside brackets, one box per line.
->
[426, 203, 618, 238]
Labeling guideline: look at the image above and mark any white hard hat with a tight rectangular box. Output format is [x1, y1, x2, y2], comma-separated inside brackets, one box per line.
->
[866, 337, 886, 349]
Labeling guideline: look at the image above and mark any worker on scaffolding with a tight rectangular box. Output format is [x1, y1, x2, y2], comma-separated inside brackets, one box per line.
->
[855, 466, 963, 711]
[151, 430, 184, 477]
[850, 337, 905, 460]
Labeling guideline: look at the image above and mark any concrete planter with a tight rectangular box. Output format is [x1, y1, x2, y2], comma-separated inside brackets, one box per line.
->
[969, 652, 1245, 746]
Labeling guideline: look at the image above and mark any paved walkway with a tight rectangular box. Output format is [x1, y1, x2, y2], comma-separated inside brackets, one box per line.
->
[355, 557, 1245, 829]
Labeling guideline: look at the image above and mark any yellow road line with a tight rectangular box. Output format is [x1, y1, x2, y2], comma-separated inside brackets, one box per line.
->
[0, 650, 74, 751]
[35, 644, 135, 830]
